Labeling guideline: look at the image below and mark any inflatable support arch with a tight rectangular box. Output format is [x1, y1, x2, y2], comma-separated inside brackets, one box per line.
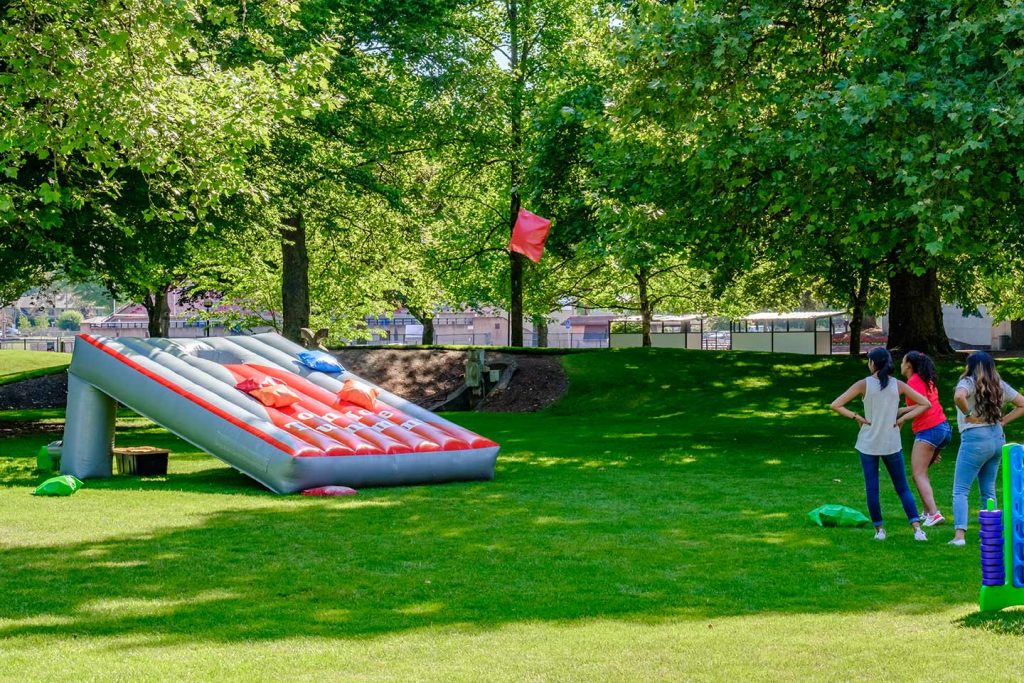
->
[60, 333, 499, 493]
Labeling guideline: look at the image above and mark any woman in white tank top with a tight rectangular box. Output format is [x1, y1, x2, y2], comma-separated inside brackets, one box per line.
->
[831, 348, 932, 541]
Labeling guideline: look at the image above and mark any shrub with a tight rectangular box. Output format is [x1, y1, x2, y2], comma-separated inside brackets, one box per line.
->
[57, 310, 83, 331]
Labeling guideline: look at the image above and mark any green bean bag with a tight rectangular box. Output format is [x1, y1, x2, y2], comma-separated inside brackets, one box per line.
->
[33, 475, 84, 497]
[808, 504, 870, 528]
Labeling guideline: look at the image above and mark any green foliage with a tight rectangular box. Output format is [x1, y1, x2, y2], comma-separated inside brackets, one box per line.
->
[1, 0, 317, 330]
[31, 315, 48, 331]
[56, 310, 83, 331]
[609, 0, 1024, 320]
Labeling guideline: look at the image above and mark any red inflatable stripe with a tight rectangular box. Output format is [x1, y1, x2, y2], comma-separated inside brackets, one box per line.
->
[243, 363, 493, 449]
[78, 334, 319, 458]
[227, 365, 414, 455]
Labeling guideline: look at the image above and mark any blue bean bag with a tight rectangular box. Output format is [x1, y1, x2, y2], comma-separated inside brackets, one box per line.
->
[297, 351, 344, 373]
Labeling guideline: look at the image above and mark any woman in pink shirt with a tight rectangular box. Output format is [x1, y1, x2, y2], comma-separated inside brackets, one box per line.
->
[899, 351, 952, 527]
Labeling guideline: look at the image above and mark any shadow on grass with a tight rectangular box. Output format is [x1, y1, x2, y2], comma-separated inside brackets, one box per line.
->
[0, 458, 981, 646]
[957, 609, 1024, 634]
[0, 348, 991, 645]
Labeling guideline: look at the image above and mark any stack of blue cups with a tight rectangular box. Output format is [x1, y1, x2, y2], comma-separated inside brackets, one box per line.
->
[980, 508, 1005, 587]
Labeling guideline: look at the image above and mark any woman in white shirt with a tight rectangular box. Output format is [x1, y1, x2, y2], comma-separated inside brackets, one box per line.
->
[831, 348, 932, 541]
[949, 352, 1024, 546]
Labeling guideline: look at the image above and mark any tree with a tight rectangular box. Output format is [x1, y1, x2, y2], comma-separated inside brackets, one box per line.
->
[412, 0, 616, 346]
[193, 0, 479, 343]
[1, 0, 299, 335]
[57, 310, 83, 331]
[610, 0, 1024, 355]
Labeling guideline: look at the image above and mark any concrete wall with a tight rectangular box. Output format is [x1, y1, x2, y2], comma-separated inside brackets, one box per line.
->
[731, 333, 773, 353]
[773, 333, 815, 355]
[610, 333, 694, 349]
[816, 331, 833, 355]
[941, 304, 993, 347]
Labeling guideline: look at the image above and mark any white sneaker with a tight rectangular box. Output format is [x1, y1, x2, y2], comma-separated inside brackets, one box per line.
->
[914, 528, 927, 541]
[923, 511, 946, 527]
[874, 528, 886, 541]
[948, 538, 966, 547]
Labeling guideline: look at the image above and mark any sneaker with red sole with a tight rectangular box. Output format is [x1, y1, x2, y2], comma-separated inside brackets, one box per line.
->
[923, 511, 945, 527]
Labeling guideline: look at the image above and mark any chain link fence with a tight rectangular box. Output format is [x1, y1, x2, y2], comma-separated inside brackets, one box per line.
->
[0, 336, 77, 353]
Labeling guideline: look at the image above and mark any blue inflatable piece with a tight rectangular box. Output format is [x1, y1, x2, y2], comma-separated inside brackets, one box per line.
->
[297, 350, 344, 373]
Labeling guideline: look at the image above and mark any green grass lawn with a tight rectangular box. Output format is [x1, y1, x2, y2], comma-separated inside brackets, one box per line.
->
[0, 349, 71, 385]
[3, 349, 1024, 681]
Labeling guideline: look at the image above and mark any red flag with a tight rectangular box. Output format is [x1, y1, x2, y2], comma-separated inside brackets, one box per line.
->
[508, 208, 552, 263]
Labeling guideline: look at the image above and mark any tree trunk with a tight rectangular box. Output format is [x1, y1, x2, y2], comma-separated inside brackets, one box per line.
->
[886, 268, 951, 355]
[280, 212, 309, 344]
[421, 316, 434, 345]
[1010, 320, 1024, 351]
[849, 265, 869, 356]
[507, 0, 525, 347]
[637, 267, 652, 348]
[141, 285, 171, 338]
[534, 315, 548, 348]
[406, 305, 435, 345]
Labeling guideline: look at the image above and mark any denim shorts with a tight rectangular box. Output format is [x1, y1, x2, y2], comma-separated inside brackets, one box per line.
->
[915, 421, 952, 449]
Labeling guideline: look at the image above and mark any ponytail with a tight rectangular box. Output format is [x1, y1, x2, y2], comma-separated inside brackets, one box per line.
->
[868, 347, 894, 389]
[904, 350, 938, 391]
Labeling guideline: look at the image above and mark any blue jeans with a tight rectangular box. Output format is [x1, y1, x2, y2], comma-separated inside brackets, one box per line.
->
[952, 425, 1005, 530]
[858, 450, 920, 528]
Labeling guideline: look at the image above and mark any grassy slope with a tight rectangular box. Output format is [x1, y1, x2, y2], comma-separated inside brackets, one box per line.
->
[2, 349, 1024, 681]
[0, 350, 71, 385]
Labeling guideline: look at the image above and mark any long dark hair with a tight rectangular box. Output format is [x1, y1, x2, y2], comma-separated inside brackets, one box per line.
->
[868, 347, 894, 389]
[961, 351, 1003, 424]
[904, 350, 938, 391]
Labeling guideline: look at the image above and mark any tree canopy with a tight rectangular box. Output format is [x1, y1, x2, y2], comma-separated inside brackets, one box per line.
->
[3, 0, 1024, 350]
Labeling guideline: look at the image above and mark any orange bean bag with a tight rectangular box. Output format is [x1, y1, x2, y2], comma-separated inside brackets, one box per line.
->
[249, 383, 301, 408]
[337, 379, 379, 410]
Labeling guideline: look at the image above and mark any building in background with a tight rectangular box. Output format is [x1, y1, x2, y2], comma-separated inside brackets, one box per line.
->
[880, 304, 1014, 351]
[355, 306, 616, 348]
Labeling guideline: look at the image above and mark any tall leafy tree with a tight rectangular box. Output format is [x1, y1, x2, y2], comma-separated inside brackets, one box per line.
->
[611, 0, 1024, 354]
[0, 0, 298, 334]
[423, 0, 616, 346]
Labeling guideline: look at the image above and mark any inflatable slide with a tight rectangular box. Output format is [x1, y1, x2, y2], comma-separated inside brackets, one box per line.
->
[60, 333, 499, 493]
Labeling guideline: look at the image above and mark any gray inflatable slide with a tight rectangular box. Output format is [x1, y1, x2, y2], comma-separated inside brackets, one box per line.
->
[60, 333, 499, 493]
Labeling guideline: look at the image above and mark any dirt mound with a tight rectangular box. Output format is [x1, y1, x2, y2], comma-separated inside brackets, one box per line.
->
[0, 349, 569, 413]
[0, 372, 68, 410]
[476, 355, 567, 412]
[332, 349, 567, 412]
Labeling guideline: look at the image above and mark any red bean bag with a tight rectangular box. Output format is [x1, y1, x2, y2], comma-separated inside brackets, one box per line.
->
[301, 486, 358, 496]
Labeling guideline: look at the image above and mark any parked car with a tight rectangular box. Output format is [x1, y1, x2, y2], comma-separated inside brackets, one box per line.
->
[3, 326, 19, 337]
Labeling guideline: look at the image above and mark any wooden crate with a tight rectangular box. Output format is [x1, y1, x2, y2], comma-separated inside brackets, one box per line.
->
[113, 446, 169, 476]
